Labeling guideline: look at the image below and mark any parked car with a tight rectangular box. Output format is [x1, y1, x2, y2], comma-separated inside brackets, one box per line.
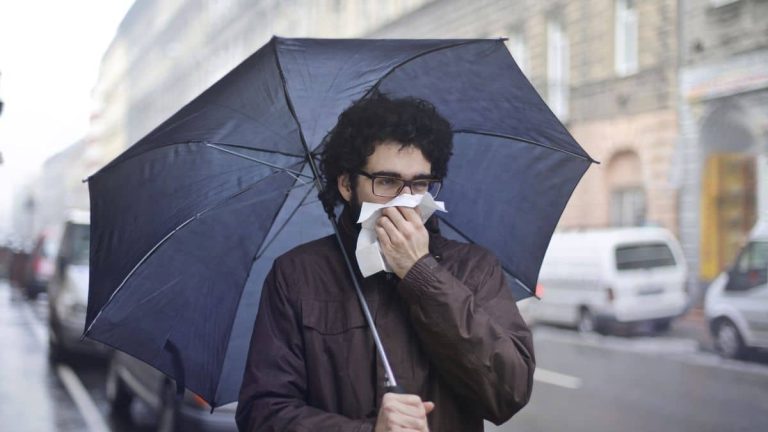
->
[22, 229, 60, 299]
[107, 351, 237, 432]
[48, 210, 111, 362]
[705, 218, 768, 359]
[530, 227, 689, 333]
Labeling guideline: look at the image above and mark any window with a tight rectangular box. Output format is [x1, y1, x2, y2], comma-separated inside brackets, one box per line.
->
[727, 241, 768, 291]
[615, 243, 677, 271]
[505, 28, 527, 75]
[547, 17, 569, 121]
[611, 187, 646, 227]
[735, 241, 768, 273]
[615, 0, 638, 76]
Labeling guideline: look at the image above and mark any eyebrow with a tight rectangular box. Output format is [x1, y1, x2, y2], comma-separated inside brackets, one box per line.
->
[369, 170, 434, 180]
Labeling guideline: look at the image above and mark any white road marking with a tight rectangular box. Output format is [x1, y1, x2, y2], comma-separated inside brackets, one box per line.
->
[57, 365, 111, 432]
[534, 367, 583, 389]
[19, 296, 110, 432]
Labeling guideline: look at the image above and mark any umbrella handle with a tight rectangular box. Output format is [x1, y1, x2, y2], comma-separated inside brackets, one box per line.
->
[385, 384, 406, 394]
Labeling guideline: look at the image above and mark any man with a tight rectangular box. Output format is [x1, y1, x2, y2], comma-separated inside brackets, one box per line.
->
[237, 93, 535, 431]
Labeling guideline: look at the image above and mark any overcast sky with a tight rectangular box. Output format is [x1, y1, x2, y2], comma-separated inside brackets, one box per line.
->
[0, 0, 134, 241]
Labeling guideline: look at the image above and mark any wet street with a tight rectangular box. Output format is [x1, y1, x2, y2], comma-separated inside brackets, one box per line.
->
[0, 280, 160, 432]
[491, 328, 768, 432]
[2, 278, 767, 432]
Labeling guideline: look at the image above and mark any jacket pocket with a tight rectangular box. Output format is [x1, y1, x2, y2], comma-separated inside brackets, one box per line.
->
[300, 297, 368, 335]
[300, 297, 373, 416]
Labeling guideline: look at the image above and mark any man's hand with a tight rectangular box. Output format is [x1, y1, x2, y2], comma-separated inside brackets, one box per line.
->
[375, 206, 429, 279]
[374, 393, 435, 432]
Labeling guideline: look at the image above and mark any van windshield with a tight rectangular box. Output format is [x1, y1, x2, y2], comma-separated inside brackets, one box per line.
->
[67, 223, 90, 265]
[615, 243, 676, 271]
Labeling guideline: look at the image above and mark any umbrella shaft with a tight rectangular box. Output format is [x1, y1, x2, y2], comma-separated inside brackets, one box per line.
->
[329, 216, 399, 390]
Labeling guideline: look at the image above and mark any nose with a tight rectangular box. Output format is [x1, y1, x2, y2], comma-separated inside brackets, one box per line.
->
[400, 184, 413, 195]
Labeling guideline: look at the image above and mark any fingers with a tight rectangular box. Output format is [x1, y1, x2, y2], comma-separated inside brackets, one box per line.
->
[423, 402, 435, 414]
[378, 208, 423, 242]
[377, 214, 401, 246]
[375, 224, 392, 249]
[383, 206, 422, 229]
[382, 206, 408, 230]
[380, 393, 433, 431]
[398, 206, 422, 224]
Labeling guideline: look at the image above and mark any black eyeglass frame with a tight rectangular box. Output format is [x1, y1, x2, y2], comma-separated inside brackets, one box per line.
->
[354, 170, 443, 198]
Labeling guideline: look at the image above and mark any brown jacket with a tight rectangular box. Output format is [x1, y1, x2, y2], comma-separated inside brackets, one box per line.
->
[237, 208, 535, 431]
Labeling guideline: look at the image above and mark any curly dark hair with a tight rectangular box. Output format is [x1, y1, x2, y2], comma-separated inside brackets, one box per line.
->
[317, 92, 453, 214]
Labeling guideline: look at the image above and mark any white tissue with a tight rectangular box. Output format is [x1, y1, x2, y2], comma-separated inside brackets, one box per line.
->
[355, 193, 446, 277]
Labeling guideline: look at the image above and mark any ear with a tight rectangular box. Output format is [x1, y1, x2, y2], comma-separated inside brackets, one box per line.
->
[337, 173, 352, 202]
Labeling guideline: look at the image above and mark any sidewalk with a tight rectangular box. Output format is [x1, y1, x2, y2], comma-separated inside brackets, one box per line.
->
[670, 306, 714, 352]
[0, 279, 87, 432]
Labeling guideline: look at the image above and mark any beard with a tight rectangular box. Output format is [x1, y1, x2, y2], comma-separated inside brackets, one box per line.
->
[346, 187, 363, 229]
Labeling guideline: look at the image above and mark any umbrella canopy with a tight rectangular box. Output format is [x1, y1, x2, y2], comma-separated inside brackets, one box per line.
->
[85, 37, 595, 408]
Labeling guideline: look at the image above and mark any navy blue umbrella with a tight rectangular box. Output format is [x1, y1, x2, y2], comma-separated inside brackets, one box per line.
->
[84, 37, 595, 408]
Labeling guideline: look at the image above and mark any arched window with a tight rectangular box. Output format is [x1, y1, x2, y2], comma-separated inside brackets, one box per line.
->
[607, 151, 645, 227]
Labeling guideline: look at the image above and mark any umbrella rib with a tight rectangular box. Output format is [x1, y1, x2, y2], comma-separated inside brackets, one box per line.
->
[254, 181, 316, 261]
[206, 143, 311, 182]
[199, 141, 304, 158]
[453, 129, 597, 163]
[438, 217, 535, 298]
[87, 141, 307, 182]
[84, 169, 299, 337]
[361, 39, 498, 100]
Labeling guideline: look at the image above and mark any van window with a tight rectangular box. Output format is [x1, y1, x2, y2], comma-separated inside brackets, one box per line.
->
[63, 223, 90, 265]
[615, 243, 676, 271]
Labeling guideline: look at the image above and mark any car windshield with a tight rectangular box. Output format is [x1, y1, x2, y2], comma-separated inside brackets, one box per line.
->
[68, 223, 90, 265]
[615, 242, 676, 271]
[735, 240, 768, 272]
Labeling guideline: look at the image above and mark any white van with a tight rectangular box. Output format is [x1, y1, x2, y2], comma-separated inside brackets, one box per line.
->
[531, 227, 688, 333]
[705, 218, 768, 359]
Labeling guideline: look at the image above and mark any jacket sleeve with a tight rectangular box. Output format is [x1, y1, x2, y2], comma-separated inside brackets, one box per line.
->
[236, 260, 375, 432]
[397, 252, 535, 425]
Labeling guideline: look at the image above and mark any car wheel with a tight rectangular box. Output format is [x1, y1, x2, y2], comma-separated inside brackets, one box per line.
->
[24, 286, 39, 300]
[48, 328, 69, 365]
[157, 383, 180, 432]
[577, 308, 597, 334]
[106, 361, 133, 419]
[713, 319, 746, 360]
[653, 318, 672, 332]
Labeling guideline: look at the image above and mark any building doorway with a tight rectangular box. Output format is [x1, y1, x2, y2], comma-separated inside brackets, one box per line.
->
[699, 153, 757, 280]
[698, 102, 758, 281]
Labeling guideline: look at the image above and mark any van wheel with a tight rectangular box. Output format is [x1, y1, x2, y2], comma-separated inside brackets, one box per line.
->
[106, 361, 133, 419]
[157, 382, 180, 432]
[577, 309, 597, 333]
[48, 329, 70, 365]
[713, 319, 746, 359]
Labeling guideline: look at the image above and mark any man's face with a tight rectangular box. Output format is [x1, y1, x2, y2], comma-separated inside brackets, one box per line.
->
[338, 140, 432, 214]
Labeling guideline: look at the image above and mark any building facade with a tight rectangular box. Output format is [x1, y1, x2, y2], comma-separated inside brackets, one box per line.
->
[678, 0, 768, 294]
[370, 0, 680, 234]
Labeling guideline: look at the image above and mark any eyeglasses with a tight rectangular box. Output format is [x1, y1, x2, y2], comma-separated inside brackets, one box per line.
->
[355, 171, 442, 198]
